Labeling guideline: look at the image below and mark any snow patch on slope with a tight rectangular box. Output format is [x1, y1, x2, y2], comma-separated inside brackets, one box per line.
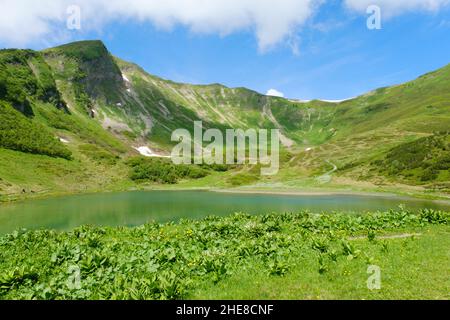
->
[133, 146, 170, 158]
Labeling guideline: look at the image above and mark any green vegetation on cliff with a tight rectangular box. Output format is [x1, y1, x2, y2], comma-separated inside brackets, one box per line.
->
[0, 49, 66, 115]
[0, 102, 71, 159]
[373, 132, 450, 184]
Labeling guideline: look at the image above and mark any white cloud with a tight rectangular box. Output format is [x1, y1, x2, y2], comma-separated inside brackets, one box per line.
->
[266, 89, 285, 97]
[344, 0, 450, 17]
[287, 35, 301, 56]
[0, 0, 322, 51]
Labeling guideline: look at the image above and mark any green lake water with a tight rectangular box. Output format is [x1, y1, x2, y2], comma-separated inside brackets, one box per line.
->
[0, 190, 449, 235]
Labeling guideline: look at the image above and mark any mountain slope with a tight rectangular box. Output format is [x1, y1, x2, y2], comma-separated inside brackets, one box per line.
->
[114, 56, 341, 147]
[0, 40, 449, 198]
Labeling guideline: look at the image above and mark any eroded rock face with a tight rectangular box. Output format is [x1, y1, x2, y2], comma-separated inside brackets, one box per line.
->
[44, 41, 126, 106]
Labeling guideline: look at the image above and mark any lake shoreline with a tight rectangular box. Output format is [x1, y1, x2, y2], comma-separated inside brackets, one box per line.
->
[1, 187, 449, 235]
[213, 188, 400, 197]
[153, 185, 450, 201]
[211, 188, 450, 206]
[1, 183, 450, 205]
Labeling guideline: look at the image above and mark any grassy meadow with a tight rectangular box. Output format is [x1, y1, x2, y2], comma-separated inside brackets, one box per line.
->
[0, 208, 448, 300]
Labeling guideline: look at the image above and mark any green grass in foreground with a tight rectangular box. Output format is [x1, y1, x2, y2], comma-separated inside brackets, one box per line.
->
[0, 209, 448, 300]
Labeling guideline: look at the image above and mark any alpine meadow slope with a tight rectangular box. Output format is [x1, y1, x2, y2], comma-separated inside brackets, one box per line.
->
[0, 40, 449, 200]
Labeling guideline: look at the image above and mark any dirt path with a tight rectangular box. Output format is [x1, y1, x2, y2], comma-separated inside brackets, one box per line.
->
[349, 233, 422, 240]
[316, 160, 337, 184]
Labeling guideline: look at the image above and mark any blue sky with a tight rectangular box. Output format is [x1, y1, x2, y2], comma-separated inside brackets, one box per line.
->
[1, 0, 449, 100]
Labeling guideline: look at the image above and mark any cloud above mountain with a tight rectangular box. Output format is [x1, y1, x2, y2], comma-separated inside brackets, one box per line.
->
[0, 0, 322, 51]
[266, 89, 285, 98]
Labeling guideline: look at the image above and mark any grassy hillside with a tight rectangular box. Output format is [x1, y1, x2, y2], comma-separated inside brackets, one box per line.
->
[0, 40, 449, 199]
[372, 132, 450, 185]
[0, 102, 71, 159]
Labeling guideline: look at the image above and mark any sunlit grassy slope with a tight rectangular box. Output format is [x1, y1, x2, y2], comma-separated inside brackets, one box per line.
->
[0, 40, 449, 198]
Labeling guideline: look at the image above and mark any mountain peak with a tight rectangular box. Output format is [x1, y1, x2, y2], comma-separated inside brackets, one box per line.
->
[43, 40, 124, 104]
[44, 40, 109, 62]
